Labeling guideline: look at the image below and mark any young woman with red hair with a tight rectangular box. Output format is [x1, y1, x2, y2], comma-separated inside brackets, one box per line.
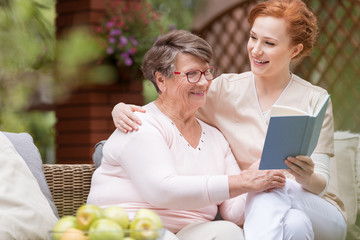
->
[110, 0, 347, 239]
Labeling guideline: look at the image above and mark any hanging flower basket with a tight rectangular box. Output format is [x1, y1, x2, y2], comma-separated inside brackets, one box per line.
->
[96, 0, 166, 81]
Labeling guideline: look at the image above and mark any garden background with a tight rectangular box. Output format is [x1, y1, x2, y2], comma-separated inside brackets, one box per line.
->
[0, 0, 359, 165]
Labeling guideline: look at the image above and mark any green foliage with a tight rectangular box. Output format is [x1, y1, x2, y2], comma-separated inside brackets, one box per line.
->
[148, 0, 199, 30]
[0, 0, 56, 162]
[54, 27, 116, 101]
[1, 110, 56, 163]
[309, 0, 360, 132]
[0, 0, 54, 72]
[143, 80, 158, 103]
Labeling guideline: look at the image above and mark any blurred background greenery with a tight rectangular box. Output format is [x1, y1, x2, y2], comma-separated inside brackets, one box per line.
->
[0, 0, 56, 161]
[1, 0, 358, 163]
[0, 0, 200, 162]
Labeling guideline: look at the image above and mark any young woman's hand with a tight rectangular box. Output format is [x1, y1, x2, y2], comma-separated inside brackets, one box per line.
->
[285, 155, 327, 195]
[285, 155, 314, 186]
[112, 103, 146, 133]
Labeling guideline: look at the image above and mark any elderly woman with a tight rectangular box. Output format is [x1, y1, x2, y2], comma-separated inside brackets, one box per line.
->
[87, 30, 286, 240]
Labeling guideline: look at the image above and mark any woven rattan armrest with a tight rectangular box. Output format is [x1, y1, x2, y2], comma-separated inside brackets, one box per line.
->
[43, 164, 96, 218]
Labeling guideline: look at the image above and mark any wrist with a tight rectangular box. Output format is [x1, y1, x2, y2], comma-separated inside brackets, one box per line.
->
[300, 173, 326, 194]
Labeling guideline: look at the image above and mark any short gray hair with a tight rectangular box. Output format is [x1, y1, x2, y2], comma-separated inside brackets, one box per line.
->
[141, 30, 213, 93]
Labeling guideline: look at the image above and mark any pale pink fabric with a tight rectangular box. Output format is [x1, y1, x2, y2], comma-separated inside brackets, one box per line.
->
[87, 102, 245, 233]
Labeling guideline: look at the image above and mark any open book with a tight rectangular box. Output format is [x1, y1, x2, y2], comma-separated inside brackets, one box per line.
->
[259, 92, 330, 170]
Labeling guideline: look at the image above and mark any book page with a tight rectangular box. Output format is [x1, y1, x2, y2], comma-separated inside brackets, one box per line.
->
[270, 105, 308, 117]
[271, 92, 329, 117]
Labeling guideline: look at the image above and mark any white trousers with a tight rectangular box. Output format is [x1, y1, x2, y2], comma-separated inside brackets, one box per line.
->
[244, 179, 347, 240]
[163, 220, 244, 240]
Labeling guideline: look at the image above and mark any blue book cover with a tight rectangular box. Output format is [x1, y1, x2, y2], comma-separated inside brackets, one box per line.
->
[259, 94, 330, 170]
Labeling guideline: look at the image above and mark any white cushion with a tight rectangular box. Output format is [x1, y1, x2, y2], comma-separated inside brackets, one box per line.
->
[329, 131, 359, 225]
[0, 132, 58, 239]
[2, 131, 58, 217]
[356, 138, 360, 211]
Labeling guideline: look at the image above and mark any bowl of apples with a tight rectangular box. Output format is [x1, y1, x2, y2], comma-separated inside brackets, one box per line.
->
[50, 204, 165, 240]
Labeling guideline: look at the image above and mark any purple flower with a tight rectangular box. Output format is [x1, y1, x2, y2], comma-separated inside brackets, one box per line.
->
[128, 48, 136, 55]
[106, 47, 114, 54]
[106, 21, 114, 28]
[168, 24, 176, 31]
[110, 29, 122, 36]
[129, 36, 138, 46]
[124, 57, 133, 66]
[108, 37, 116, 44]
[119, 36, 128, 46]
[121, 52, 133, 66]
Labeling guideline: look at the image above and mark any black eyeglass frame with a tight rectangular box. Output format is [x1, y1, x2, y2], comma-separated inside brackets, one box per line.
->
[174, 66, 218, 83]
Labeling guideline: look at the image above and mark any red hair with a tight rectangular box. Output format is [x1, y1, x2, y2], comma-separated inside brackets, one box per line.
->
[248, 0, 318, 61]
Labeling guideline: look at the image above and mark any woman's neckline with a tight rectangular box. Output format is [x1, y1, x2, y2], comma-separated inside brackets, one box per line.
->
[151, 102, 204, 150]
[253, 72, 294, 126]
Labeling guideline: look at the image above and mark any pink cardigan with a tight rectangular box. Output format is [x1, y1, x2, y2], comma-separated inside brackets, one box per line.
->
[87, 102, 246, 233]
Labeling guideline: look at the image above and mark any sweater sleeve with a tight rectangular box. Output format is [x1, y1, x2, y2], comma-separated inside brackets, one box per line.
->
[312, 153, 330, 196]
[218, 144, 246, 226]
[103, 124, 230, 210]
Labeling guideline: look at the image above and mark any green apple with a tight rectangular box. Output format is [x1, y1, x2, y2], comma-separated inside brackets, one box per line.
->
[129, 218, 159, 240]
[133, 209, 162, 229]
[129, 209, 163, 240]
[59, 228, 86, 240]
[88, 218, 124, 240]
[52, 216, 78, 240]
[103, 206, 129, 229]
[123, 237, 136, 240]
[76, 204, 104, 231]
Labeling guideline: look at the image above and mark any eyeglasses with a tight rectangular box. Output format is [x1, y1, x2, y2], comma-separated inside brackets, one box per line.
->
[174, 66, 218, 83]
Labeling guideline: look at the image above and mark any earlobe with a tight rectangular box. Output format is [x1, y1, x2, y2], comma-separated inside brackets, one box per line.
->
[155, 72, 166, 92]
[291, 43, 304, 58]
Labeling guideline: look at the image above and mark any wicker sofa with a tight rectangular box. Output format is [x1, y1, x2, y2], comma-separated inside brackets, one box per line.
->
[43, 164, 95, 218]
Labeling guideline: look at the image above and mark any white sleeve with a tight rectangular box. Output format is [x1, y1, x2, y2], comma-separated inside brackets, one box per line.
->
[311, 153, 330, 196]
[105, 127, 230, 210]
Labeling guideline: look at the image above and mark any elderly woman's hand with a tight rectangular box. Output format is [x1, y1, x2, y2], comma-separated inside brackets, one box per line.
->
[112, 103, 145, 133]
[229, 169, 286, 197]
